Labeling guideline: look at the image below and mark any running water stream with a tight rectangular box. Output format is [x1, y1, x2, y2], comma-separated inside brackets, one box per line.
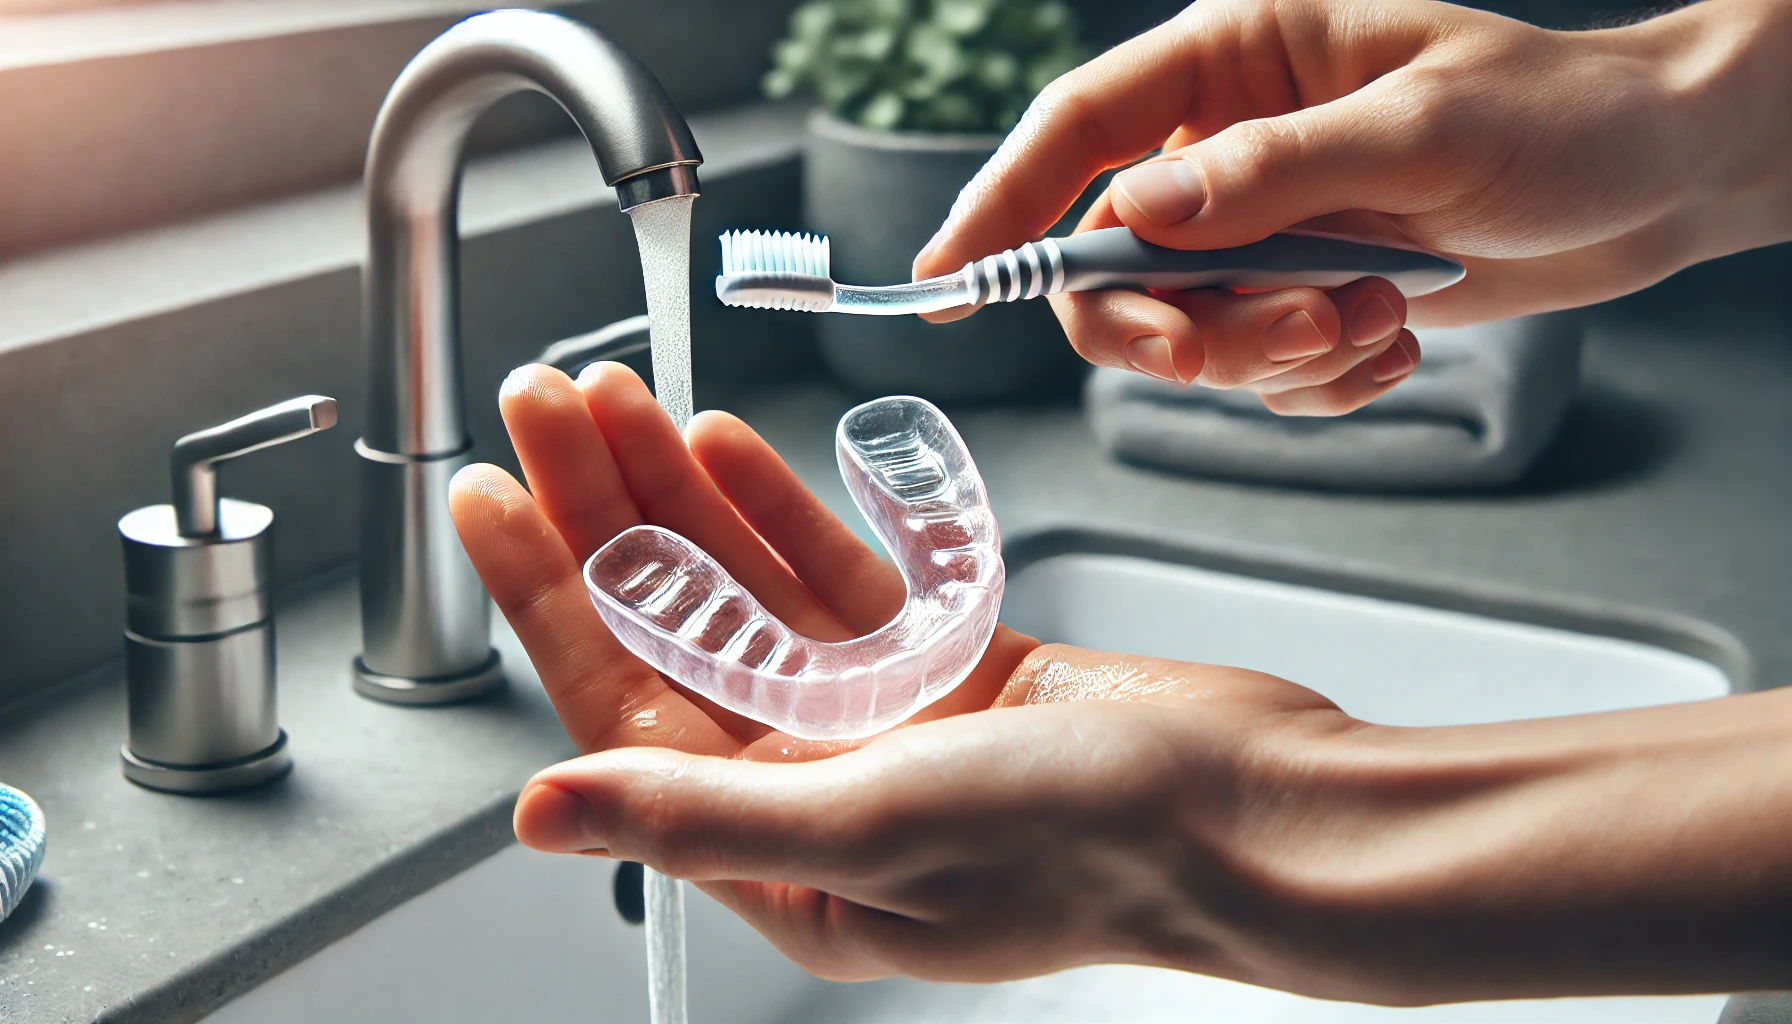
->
[630, 195, 696, 431]
[626, 193, 696, 1024]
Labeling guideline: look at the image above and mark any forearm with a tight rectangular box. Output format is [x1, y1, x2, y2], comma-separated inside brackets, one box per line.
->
[1633, 0, 1792, 262]
[1261, 686, 1792, 1003]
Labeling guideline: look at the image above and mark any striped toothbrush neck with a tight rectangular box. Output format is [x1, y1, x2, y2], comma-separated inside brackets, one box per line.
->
[961, 238, 1065, 307]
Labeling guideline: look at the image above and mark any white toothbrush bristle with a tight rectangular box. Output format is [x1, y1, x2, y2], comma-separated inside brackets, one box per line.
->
[719, 229, 831, 278]
[715, 229, 835, 311]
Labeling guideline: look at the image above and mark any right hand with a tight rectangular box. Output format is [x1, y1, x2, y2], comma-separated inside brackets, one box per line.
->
[914, 0, 1790, 415]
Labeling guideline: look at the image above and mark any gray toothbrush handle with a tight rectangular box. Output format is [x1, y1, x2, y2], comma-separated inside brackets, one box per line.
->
[962, 227, 1464, 305]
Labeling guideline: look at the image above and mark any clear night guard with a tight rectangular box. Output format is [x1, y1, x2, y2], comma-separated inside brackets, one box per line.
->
[584, 396, 1003, 740]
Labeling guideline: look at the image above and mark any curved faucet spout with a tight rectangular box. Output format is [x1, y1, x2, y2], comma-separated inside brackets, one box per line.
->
[355, 9, 702, 702]
[364, 8, 701, 457]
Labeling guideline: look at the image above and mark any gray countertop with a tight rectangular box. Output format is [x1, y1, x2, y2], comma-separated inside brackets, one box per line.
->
[2, 261, 1789, 1023]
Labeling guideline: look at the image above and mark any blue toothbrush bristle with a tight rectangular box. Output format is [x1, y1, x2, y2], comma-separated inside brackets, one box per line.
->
[0, 783, 46, 922]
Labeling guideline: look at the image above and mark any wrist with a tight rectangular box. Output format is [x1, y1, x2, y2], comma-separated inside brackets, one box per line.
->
[1626, 0, 1792, 260]
[1192, 717, 1525, 1004]
[1251, 690, 1792, 1003]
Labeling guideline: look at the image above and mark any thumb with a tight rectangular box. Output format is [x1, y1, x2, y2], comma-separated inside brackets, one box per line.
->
[1109, 76, 1458, 250]
[515, 747, 870, 885]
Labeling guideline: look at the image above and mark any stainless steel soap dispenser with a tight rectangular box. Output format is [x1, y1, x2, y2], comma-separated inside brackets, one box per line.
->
[118, 395, 338, 794]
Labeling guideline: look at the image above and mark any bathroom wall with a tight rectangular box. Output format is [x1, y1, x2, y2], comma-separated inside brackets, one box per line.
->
[0, 0, 805, 256]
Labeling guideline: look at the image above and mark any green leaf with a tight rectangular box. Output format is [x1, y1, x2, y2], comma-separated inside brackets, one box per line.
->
[821, 41, 876, 77]
[906, 22, 967, 80]
[849, 26, 898, 61]
[1032, 1, 1073, 39]
[791, 3, 834, 41]
[1024, 47, 1081, 94]
[817, 64, 875, 106]
[973, 51, 1018, 91]
[923, 91, 981, 131]
[899, 74, 943, 101]
[768, 0, 1085, 133]
[762, 67, 801, 99]
[868, 0, 912, 23]
[859, 91, 906, 130]
[933, 0, 992, 37]
[771, 38, 817, 73]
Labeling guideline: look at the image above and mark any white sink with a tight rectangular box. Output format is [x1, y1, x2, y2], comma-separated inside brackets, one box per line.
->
[201, 843, 820, 1024]
[1000, 551, 1731, 727]
[203, 547, 1734, 1024]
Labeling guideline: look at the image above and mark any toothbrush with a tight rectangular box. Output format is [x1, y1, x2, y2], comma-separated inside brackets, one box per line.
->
[716, 227, 1464, 315]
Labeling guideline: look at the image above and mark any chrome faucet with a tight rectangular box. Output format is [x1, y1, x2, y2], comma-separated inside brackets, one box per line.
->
[353, 9, 701, 704]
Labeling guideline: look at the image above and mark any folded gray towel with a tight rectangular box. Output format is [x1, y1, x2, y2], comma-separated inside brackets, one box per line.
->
[1085, 313, 1582, 491]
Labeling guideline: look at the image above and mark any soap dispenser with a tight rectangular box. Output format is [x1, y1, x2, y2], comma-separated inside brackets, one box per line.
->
[117, 395, 337, 794]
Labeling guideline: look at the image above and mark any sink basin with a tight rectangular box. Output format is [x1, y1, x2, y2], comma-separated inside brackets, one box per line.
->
[201, 540, 1735, 1024]
[200, 842, 820, 1024]
[999, 546, 1733, 727]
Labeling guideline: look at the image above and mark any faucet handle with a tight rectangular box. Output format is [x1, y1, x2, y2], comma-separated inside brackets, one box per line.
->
[172, 395, 338, 537]
[536, 314, 651, 375]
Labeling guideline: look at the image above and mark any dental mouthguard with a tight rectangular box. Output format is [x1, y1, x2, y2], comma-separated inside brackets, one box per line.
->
[584, 396, 1004, 740]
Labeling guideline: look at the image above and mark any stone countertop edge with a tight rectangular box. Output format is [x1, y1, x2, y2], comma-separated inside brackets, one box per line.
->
[0, 568, 581, 1024]
[2, 248, 1790, 1018]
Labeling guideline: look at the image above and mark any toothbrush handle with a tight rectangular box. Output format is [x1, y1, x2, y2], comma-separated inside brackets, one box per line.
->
[964, 227, 1464, 305]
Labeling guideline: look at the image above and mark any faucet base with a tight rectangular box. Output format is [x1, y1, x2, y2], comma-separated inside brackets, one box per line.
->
[121, 729, 292, 794]
[352, 651, 505, 706]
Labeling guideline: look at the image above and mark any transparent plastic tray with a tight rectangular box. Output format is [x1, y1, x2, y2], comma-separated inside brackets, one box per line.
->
[585, 396, 1003, 739]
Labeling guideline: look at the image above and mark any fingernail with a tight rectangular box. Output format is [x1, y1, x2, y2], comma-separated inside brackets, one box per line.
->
[1262, 311, 1331, 363]
[1124, 335, 1184, 382]
[1369, 337, 1417, 383]
[521, 784, 608, 853]
[1349, 295, 1401, 347]
[499, 364, 534, 396]
[915, 229, 947, 271]
[1113, 158, 1206, 226]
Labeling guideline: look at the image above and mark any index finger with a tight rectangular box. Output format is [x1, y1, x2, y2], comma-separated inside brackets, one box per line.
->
[910, 12, 1208, 286]
[448, 463, 738, 756]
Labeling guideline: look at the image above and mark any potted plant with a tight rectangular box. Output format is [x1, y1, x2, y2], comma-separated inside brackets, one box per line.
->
[764, 0, 1091, 403]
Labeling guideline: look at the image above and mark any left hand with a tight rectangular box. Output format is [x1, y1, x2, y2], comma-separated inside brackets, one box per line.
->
[447, 360, 1350, 990]
[447, 360, 1041, 767]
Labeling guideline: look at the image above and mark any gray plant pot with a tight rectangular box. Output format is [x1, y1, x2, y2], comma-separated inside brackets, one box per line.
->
[803, 108, 1084, 404]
